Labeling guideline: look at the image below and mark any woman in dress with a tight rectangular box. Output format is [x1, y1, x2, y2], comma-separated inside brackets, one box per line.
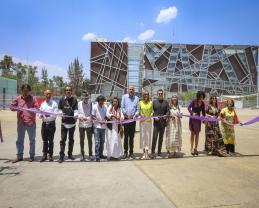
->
[188, 91, 206, 156]
[205, 95, 227, 157]
[105, 97, 124, 160]
[166, 95, 182, 158]
[139, 90, 153, 159]
[220, 98, 241, 155]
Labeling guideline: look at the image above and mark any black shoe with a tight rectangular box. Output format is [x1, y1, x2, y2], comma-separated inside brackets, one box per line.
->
[100, 155, 107, 159]
[96, 158, 100, 162]
[129, 154, 136, 159]
[29, 157, 34, 162]
[122, 153, 128, 159]
[40, 156, 47, 162]
[58, 157, 64, 163]
[49, 156, 54, 162]
[68, 155, 75, 160]
[80, 155, 85, 161]
[12, 158, 23, 163]
[150, 154, 156, 159]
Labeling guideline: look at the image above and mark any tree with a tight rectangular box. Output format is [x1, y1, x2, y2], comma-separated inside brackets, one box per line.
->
[53, 75, 64, 88]
[27, 65, 38, 86]
[0, 55, 13, 75]
[41, 67, 49, 87]
[67, 57, 84, 96]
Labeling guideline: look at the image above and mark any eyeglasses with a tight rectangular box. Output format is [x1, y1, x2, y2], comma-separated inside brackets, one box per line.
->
[158, 93, 163, 95]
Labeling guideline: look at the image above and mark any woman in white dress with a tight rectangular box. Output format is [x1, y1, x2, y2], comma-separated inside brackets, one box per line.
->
[105, 97, 124, 160]
[166, 95, 182, 158]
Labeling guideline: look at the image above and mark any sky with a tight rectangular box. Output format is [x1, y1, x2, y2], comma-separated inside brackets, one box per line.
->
[0, 0, 259, 79]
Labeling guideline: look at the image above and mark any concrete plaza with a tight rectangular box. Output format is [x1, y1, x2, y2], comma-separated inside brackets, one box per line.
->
[0, 108, 259, 208]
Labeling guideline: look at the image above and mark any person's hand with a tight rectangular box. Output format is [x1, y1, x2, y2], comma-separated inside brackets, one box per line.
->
[154, 117, 159, 121]
[112, 115, 118, 120]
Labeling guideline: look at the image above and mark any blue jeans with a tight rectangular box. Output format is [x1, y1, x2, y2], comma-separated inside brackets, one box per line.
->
[93, 128, 105, 159]
[16, 123, 36, 159]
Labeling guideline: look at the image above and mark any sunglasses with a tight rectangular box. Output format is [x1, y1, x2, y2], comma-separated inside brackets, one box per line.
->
[66, 89, 72, 92]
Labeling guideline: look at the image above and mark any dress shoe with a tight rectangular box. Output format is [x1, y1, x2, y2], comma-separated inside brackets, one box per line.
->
[12, 158, 23, 163]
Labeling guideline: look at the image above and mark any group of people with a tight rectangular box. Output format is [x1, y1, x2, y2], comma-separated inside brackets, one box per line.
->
[10, 84, 241, 163]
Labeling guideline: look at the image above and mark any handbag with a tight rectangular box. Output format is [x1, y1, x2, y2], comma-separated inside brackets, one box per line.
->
[119, 126, 124, 139]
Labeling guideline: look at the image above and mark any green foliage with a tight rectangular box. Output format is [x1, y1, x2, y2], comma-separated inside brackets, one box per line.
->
[0, 55, 13, 75]
[179, 91, 196, 101]
[0, 55, 91, 96]
[67, 57, 84, 96]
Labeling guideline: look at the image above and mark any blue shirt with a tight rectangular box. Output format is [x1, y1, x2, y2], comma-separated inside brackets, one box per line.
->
[121, 94, 139, 117]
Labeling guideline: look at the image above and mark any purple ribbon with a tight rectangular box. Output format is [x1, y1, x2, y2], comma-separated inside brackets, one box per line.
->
[1, 103, 258, 126]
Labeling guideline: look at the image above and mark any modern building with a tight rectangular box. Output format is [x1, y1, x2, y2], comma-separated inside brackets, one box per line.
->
[0, 76, 17, 108]
[90, 41, 258, 98]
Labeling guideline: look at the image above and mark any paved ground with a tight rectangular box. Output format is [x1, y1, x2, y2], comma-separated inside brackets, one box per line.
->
[0, 108, 259, 208]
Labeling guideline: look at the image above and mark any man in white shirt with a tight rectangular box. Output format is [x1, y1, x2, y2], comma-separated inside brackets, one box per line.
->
[78, 91, 93, 161]
[39, 89, 58, 162]
[92, 95, 107, 162]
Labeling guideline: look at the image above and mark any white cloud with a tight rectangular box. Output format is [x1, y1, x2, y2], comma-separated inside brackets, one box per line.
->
[156, 6, 177, 24]
[138, 29, 155, 41]
[150, 39, 166, 43]
[81, 32, 98, 41]
[122, 36, 137, 43]
[0, 54, 66, 79]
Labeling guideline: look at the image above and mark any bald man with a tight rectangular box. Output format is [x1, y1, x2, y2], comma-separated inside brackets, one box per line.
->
[121, 86, 139, 159]
[39, 89, 58, 162]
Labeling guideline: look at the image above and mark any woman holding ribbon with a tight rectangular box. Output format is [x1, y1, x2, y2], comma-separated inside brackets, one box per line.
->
[139, 90, 153, 159]
[188, 91, 206, 156]
[220, 98, 240, 155]
[166, 95, 182, 158]
[105, 97, 124, 160]
[205, 95, 227, 157]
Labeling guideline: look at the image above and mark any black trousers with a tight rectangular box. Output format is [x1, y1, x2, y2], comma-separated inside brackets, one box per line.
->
[79, 127, 93, 156]
[41, 121, 56, 156]
[124, 121, 136, 155]
[60, 125, 75, 158]
[151, 124, 165, 154]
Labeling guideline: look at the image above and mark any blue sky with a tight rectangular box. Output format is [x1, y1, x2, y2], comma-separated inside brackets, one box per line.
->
[0, 0, 259, 79]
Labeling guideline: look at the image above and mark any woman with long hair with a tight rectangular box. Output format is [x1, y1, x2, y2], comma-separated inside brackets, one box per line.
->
[188, 91, 206, 156]
[166, 95, 182, 158]
[105, 97, 124, 160]
[139, 90, 153, 159]
[205, 95, 227, 157]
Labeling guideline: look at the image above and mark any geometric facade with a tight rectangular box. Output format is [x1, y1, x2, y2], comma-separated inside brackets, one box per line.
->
[144, 43, 258, 95]
[90, 42, 128, 97]
[90, 42, 258, 98]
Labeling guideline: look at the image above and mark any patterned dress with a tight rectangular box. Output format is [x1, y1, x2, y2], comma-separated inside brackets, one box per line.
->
[205, 105, 227, 156]
[166, 106, 182, 152]
[220, 107, 237, 145]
